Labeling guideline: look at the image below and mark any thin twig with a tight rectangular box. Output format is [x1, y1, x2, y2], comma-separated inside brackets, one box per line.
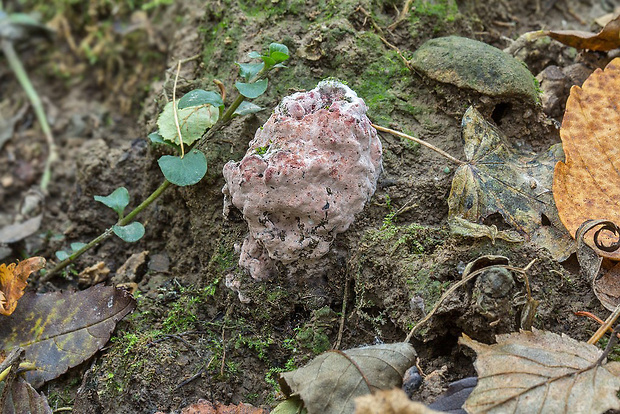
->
[334, 276, 351, 350]
[373, 124, 465, 165]
[588, 303, 620, 345]
[172, 60, 185, 157]
[388, 0, 415, 30]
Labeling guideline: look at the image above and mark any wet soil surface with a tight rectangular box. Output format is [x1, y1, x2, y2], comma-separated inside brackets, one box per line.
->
[1, 0, 619, 412]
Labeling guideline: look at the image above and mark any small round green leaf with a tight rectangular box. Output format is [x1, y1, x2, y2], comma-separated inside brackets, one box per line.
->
[269, 43, 289, 57]
[149, 131, 180, 150]
[55, 250, 69, 261]
[237, 62, 265, 81]
[113, 222, 145, 243]
[70, 242, 87, 252]
[178, 89, 223, 109]
[157, 101, 219, 146]
[248, 51, 262, 58]
[158, 149, 208, 186]
[235, 79, 268, 99]
[94, 187, 130, 216]
[233, 101, 264, 117]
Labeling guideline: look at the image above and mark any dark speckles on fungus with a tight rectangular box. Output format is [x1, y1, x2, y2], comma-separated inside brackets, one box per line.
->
[222, 80, 383, 280]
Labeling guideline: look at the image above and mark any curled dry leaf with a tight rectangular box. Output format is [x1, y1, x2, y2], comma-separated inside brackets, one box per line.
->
[460, 329, 620, 413]
[0, 256, 45, 316]
[553, 58, 620, 259]
[547, 14, 620, 51]
[278, 343, 416, 414]
[448, 106, 574, 261]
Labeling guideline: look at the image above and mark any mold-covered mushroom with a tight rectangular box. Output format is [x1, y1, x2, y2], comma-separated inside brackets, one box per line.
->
[222, 80, 382, 280]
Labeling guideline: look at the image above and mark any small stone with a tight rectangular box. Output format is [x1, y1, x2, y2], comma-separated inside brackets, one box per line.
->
[411, 36, 539, 103]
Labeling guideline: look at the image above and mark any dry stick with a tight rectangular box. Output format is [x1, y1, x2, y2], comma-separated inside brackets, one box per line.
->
[334, 276, 351, 350]
[172, 60, 185, 157]
[372, 124, 465, 166]
[587, 303, 620, 345]
[388, 0, 415, 30]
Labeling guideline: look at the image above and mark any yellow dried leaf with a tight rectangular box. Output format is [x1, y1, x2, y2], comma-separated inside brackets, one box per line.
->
[553, 58, 620, 259]
[547, 14, 620, 51]
[0, 257, 45, 316]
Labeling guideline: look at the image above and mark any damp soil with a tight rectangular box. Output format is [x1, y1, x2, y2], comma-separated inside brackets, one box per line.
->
[1, 0, 618, 412]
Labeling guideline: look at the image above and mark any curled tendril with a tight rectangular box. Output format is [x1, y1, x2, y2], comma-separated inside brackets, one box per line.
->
[593, 221, 620, 253]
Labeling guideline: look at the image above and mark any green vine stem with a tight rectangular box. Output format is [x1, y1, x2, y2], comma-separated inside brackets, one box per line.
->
[1, 39, 58, 193]
[44, 61, 275, 280]
[42, 180, 171, 281]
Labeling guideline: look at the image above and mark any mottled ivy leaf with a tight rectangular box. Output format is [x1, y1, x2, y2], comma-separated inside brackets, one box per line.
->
[70, 242, 87, 252]
[157, 101, 219, 146]
[273, 63, 288, 69]
[279, 342, 416, 414]
[94, 187, 129, 217]
[237, 62, 264, 81]
[55, 250, 69, 261]
[235, 79, 268, 99]
[0, 285, 136, 387]
[157, 149, 208, 186]
[269, 42, 290, 59]
[233, 101, 264, 117]
[113, 222, 145, 243]
[447, 107, 574, 261]
[178, 89, 223, 110]
[248, 51, 262, 58]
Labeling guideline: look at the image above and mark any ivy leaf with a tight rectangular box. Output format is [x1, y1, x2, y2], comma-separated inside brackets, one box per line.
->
[178, 89, 223, 110]
[237, 62, 265, 81]
[113, 222, 145, 243]
[261, 55, 277, 68]
[448, 106, 574, 261]
[148, 131, 180, 150]
[248, 51, 262, 58]
[235, 79, 268, 99]
[157, 149, 208, 186]
[233, 101, 264, 117]
[157, 101, 219, 146]
[94, 187, 130, 217]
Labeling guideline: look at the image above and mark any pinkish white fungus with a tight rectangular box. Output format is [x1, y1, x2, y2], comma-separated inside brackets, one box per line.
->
[222, 80, 382, 280]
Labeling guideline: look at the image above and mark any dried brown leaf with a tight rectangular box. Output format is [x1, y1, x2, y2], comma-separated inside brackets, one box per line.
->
[279, 343, 416, 414]
[553, 58, 620, 259]
[0, 257, 45, 316]
[0, 285, 135, 387]
[547, 14, 620, 51]
[168, 399, 266, 414]
[460, 329, 620, 413]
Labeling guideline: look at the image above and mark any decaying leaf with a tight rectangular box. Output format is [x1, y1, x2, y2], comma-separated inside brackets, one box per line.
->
[547, 14, 620, 51]
[0, 284, 136, 387]
[0, 215, 43, 244]
[0, 348, 52, 414]
[0, 256, 45, 316]
[278, 343, 416, 414]
[553, 58, 620, 259]
[354, 388, 442, 414]
[448, 107, 574, 261]
[460, 329, 620, 413]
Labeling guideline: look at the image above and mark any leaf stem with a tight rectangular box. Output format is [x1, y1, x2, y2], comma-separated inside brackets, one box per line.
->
[372, 123, 465, 165]
[43, 180, 171, 281]
[1, 39, 58, 193]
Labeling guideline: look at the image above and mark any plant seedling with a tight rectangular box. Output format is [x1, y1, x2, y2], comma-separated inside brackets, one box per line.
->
[46, 42, 290, 279]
